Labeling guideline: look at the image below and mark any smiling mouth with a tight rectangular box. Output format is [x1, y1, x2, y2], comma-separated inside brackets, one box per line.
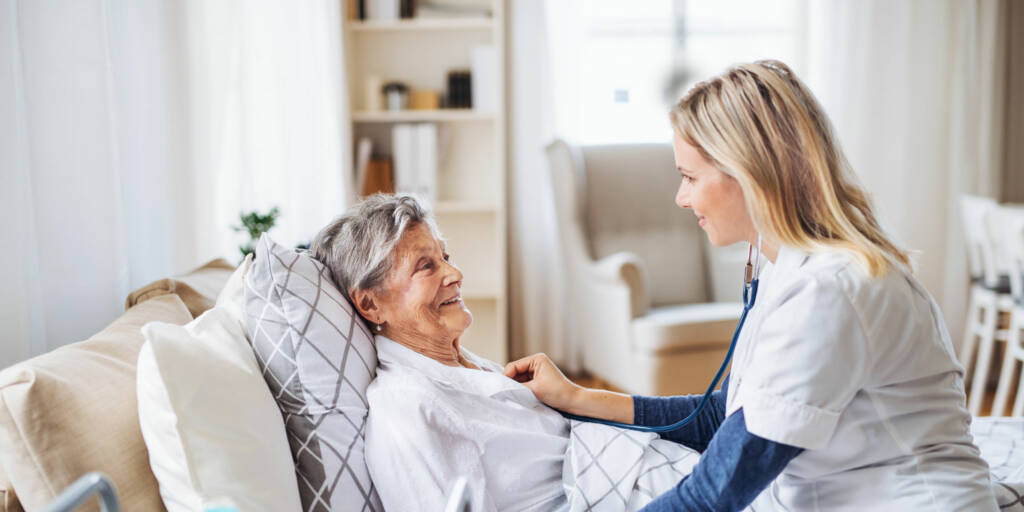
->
[440, 296, 462, 307]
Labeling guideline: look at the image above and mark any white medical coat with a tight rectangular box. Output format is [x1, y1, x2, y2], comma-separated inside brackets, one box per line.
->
[365, 335, 570, 512]
[727, 246, 998, 510]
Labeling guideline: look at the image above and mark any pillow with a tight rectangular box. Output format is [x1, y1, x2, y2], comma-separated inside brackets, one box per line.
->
[216, 254, 252, 326]
[0, 293, 192, 512]
[245, 234, 382, 511]
[137, 256, 303, 512]
[126, 258, 237, 317]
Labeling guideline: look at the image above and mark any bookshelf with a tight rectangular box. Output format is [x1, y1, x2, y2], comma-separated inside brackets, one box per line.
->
[351, 109, 494, 123]
[343, 0, 508, 363]
[348, 18, 494, 32]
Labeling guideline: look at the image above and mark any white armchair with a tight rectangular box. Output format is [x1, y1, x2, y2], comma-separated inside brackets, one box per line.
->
[546, 139, 744, 396]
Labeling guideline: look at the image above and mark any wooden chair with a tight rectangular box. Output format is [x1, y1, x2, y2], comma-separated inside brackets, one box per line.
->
[989, 208, 1024, 416]
[960, 195, 1015, 416]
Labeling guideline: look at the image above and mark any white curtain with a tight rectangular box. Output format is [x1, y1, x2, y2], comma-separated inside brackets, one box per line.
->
[0, 0, 350, 368]
[507, 0, 579, 370]
[804, 0, 1007, 347]
[181, 0, 350, 261]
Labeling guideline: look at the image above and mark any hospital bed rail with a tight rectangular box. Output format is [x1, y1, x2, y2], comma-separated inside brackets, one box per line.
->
[42, 472, 120, 512]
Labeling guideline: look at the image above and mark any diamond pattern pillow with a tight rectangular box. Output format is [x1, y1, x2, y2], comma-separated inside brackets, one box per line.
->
[245, 234, 382, 512]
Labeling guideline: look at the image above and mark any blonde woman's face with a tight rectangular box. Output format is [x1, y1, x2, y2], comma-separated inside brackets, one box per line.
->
[672, 132, 755, 247]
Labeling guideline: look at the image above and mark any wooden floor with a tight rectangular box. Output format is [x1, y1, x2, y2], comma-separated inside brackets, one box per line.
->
[980, 389, 1001, 417]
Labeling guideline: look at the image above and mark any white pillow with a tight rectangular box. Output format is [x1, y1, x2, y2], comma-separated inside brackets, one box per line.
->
[137, 256, 302, 512]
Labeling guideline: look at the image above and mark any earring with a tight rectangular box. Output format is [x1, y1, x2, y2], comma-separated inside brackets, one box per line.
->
[375, 323, 383, 332]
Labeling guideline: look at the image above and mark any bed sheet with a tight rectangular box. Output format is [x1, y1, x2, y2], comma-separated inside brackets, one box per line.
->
[972, 416, 1024, 510]
[561, 416, 1024, 511]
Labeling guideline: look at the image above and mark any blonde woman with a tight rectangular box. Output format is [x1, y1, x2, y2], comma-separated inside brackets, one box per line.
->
[505, 60, 997, 510]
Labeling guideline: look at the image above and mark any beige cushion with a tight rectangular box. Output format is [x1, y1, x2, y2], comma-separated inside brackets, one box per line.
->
[0, 294, 192, 512]
[0, 465, 22, 512]
[631, 302, 743, 353]
[125, 258, 235, 317]
[581, 144, 710, 308]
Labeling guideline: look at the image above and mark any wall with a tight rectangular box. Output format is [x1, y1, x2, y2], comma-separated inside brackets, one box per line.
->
[1002, 0, 1024, 202]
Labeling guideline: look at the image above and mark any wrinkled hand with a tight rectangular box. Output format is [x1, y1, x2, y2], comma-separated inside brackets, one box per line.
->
[503, 353, 581, 411]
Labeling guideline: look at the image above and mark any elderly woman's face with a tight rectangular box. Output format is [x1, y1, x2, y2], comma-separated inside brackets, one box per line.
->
[373, 223, 472, 344]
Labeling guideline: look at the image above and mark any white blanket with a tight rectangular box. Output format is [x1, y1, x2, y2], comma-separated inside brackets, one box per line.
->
[564, 416, 1024, 512]
[563, 420, 700, 512]
[972, 417, 1024, 510]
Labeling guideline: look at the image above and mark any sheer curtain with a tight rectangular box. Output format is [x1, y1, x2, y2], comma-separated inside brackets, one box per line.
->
[804, 0, 1008, 345]
[181, 0, 350, 261]
[507, 0, 557, 366]
[507, 0, 583, 370]
[1, 0, 350, 368]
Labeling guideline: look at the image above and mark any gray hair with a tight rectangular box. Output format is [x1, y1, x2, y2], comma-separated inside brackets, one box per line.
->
[311, 193, 441, 297]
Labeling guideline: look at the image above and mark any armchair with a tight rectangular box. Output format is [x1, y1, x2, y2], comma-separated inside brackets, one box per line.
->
[545, 139, 743, 396]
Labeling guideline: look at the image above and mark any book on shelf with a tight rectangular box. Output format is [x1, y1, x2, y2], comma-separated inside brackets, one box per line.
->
[446, 71, 472, 109]
[365, 0, 399, 21]
[416, 123, 439, 206]
[392, 123, 438, 207]
[354, 137, 374, 196]
[416, 0, 492, 18]
[400, 0, 414, 18]
[471, 45, 497, 113]
[359, 0, 429, 20]
[362, 158, 394, 197]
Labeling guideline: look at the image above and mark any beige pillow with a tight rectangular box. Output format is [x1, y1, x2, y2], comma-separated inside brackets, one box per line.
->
[0, 294, 192, 512]
[125, 258, 236, 317]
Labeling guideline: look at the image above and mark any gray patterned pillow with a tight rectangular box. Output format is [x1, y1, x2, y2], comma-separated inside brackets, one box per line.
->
[244, 234, 382, 512]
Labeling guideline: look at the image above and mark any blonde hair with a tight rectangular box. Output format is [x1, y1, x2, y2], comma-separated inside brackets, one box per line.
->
[669, 60, 909, 277]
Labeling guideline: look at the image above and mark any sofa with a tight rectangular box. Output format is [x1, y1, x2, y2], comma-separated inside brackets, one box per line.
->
[0, 259, 236, 512]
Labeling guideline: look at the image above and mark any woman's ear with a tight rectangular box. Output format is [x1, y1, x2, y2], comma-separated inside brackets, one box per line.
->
[351, 288, 384, 325]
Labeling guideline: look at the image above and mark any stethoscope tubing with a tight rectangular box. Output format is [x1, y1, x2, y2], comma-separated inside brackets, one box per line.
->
[556, 238, 762, 433]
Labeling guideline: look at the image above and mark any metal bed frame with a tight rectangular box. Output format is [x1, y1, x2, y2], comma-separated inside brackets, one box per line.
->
[43, 472, 119, 512]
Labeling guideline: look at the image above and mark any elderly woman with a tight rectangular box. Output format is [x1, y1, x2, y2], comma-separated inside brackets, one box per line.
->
[310, 194, 572, 512]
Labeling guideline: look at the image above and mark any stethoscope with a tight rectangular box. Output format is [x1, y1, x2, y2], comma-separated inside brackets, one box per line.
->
[558, 235, 762, 433]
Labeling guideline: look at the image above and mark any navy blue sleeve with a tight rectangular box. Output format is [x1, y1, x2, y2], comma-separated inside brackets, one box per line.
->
[639, 408, 804, 512]
[631, 375, 729, 452]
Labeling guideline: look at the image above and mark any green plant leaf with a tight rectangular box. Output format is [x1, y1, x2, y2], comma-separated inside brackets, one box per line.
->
[233, 206, 280, 261]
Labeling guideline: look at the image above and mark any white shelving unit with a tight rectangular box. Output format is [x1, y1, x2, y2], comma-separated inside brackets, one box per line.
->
[351, 109, 494, 123]
[348, 18, 494, 32]
[343, 1, 508, 363]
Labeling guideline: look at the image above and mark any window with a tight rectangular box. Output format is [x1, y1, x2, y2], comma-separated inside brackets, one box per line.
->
[578, 0, 804, 144]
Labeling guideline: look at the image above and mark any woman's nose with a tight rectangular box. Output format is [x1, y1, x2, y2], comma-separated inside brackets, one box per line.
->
[443, 260, 463, 286]
[675, 183, 690, 209]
